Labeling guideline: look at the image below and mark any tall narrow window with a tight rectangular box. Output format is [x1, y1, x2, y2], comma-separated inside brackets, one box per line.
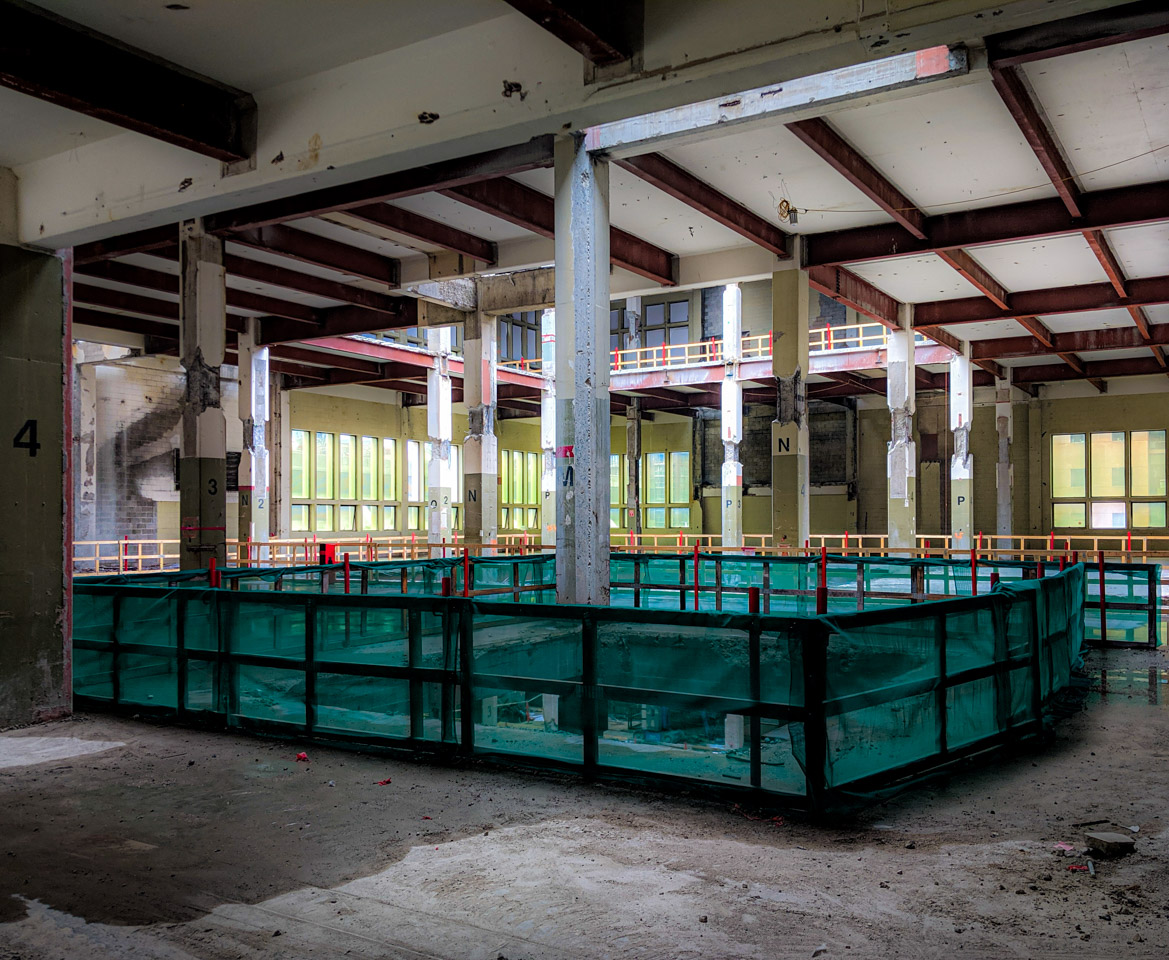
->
[291, 430, 309, 499]
[501, 450, 511, 505]
[1090, 432, 1125, 497]
[669, 451, 690, 503]
[361, 437, 378, 500]
[382, 438, 397, 500]
[645, 452, 666, 504]
[339, 434, 357, 500]
[450, 445, 462, 503]
[1131, 430, 1166, 497]
[1051, 434, 1086, 498]
[526, 452, 539, 506]
[314, 432, 334, 500]
[511, 450, 524, 503]
[406, 440, 422, 501]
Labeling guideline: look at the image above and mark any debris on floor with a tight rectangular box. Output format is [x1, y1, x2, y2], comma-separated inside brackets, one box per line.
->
[1084, 831, 1137, 858]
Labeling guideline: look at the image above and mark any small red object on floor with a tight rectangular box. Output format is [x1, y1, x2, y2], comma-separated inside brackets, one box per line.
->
[422, 816, 432, 820]
[376, 778, 392, 785]
[1068, 864, 1089, 872]
[295, 752, 309, 762]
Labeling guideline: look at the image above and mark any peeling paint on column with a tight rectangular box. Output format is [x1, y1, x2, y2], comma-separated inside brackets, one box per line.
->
[886, 303, 917, 550]
[463, 309, 497, 547]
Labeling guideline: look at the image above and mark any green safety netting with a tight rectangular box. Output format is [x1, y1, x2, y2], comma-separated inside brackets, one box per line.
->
[73, 558, 1104, 811]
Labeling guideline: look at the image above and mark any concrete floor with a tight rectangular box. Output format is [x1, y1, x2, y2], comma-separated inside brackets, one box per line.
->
[1, 646, 1167, 959]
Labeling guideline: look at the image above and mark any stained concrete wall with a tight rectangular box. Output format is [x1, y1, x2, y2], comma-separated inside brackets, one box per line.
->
[0, 246, 70, 727]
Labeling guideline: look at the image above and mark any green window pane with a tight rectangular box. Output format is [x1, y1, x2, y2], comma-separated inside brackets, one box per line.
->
[528, 508, 538, 528]
[1051, 434, 1085, 498]
[610, 507, 621, 528]
[501, 507, 510, 529]
[669, 451, 690, 504]
[526, 453, 539, 505]
[290, 430, 309, 499]
[610, 454, 622, 506]
[361, 505, 379, 531]
[670, 506, 690, 527]
[512, 450, 524, 503]
[361, 437, 378, 500]
[500, 450, 510, 505]
[406, 441, 421, 501]
[1132, 502, 1166, 528]
[646, 506, 666, 528]
[382, 438, 397, 500]
[1131, 430, 1166, 497]
[1052, 502, 1085, 528]
[1090, 432, 1126, 497]
[315, 504, 334, 532]
[383, 505, 398, 530]
[339, 435, 357, 500]
[1090, 500, 1126, 529]
[646, 452, 666, 504]
[407, 506, 421, 531]
[290, 504, 309, 532]
[314, 433, 334, 499]
[339, 505, 357, 531]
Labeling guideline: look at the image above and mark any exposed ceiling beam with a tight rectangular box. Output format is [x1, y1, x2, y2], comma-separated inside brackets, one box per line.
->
[986, 1, 1169, 67]
[343, 203, 497, 264]
[204, 135, 553, 233]
[74, 225, 175, 264]
[1011, 355, 1169, 384]
[785, 117, 926, 239]
[73, 306, 180, 341]
[806, 265, 899, 328]
[822, 371, 886, 396]
[227, 224, 400, 286]
[1013, 316, 1055, 348]
[0, 0, 255, 162]
[971, 322, 1169, 360]
[935, 249, 1010, 310]
[803, 179, 1169, 267]
[1081, 228, 1130, 298]
[441, 177, 678, 285]
[501, 0, 639, 65]
[257, 303, 414, 347]
[614, 153, 789, 258]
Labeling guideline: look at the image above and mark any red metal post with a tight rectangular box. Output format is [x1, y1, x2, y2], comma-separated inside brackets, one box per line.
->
[463, 548, 470, 597]
[441, 576, 452, 597]
[693, 543, 700, 611]
[1126, 529, 1132, 553]
[343, 553, 351, 594]
[843, 530, 849, 554]
[1071, 550, 1079, 565]
[970, 547, 977, 596]
[1036, 557, 1045, 579]
[209, 556, 218, 588]
[748, 586, 760, 613]
[816, 546, 828, 615]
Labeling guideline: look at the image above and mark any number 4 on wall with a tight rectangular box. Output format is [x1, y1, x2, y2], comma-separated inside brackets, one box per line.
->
[12, 419, 40, 457]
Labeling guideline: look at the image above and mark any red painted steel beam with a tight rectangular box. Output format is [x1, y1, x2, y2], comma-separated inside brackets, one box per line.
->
[803, 179, 1169, 267]
[806, 265, 900, 328]
[501, 0, 639, 65]
[785, 118, 927, 239]
[0, 1, 255, 162]
[343, 203, 497, 264]
[267, 344, 383, 375]
[441, 177, 678, 285]
[615, 153, 789, 257]
[1013, 316, 1055, 348]
[935, 249, 1010, 310]
[986, 1, 1169, 67]
[821, 371, 886, 396]
[1012, 355, 1168, 384]
[204, 136, 554, 233]
[73, 306, 179, 340]
[972, 322, 1169, 360]
[257, 303, 412, 346]
[74, 225, 175, 264]
[227, 224, 400, 286]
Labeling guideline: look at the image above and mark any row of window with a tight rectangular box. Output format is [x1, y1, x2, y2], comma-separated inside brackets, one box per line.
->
[611, 450, 692, 528]
[1051, 430, 1166, 529]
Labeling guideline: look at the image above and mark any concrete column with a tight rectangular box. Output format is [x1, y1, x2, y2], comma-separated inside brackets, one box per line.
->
[426, 326, 453, 546]
[887, 303, 917, 552]
[772, 257, 810, 549]
[553, 132, 610, 605]
[624, 295, 642, 353]
[0, 243, 71, 726]
[949, 344, 974, 547]
[540, 307, 556, 548]
[626, 398, 642, 535]
[75, 358, 98, 544]
[270, 372, 289, 539]
[995, 371, 1014, 539]
[237, 321, 270, 555]
[178, 220, 227, 570]
[721, 283, 744, 549]
[463, 310, 498, 548]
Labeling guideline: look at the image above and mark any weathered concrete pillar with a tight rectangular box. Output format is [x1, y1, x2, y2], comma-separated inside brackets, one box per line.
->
[772, 258, 810, 550]
[426, 326, 454, 547]
[887, 303, 917, 552]
[553, 132, 610, 604]
[540, 307, 556, 548]
[721, 283, 744, 549]
[270, 371, 289, 539]
[624, 295, 642, 355]
[0, 243, 71, 725]
[949, 344, 974, 547]
[995, 370, 1013, 540]
[463, 310, 498, 548]
[178, 220, 227, 570]
[237, 321, 270, 556]
[626, 398, 642, 536]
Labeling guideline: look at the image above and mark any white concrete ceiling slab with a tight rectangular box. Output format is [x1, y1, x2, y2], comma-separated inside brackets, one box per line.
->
[224, 243, 391, 288]
[293, 218, 428, 264]
[1144, 305, 1169, 324]
[1102, 223, 1169, 279]
[1023, 35, 1169, 191]
[1037, 307, 1141, 334]
[0, 87, 123, 167]
[937, 319, 1028, 341]
[827, 77, 1057, 215]
[388, 193, 534, 245]
[1078, 347, 1159, 362]
[966, 234, 1108, 291]
[847, 254, 981, 302]
[999, 354, 1066, 368]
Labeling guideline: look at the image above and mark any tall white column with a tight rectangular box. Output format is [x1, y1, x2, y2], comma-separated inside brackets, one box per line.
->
[949, 343, 974, 547]
[553, 132, 611, 604]
[995, 371, 1014, 539]
[463, 311, 498, 548]
[426, 326, 454, 547]
[887, 303, 917, 552]
[237, 321, 270, 557]
[540, 307, 557, 548]
[178, 219, 227, 570]
[721, 283, 744, 549]
[772, 255, 810, 549]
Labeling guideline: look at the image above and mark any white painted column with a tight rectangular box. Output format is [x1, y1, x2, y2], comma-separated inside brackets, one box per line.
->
[178, 219, 227, 570]
[463, 310, 498, 548]
[887, 303, 917, 552]
[721, 283, 744, 549]
[553, 132, 611, 605]
[237, 321, 270, 558]
[995, 371, 1014, 540]
[426, 326, 454, 548]
[772, 255, 810, 549]
[949, 343, 974, 547]
[540, 307, 557, 548]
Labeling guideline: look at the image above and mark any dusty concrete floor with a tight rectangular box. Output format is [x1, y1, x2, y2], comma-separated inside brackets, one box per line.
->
[1, 646, 1167, 959]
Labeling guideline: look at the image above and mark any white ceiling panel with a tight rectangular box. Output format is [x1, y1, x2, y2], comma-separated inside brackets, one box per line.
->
[937, 320, 1028, 341]
[392, 193, 535, 244]
[1078, 348, 1159, 363]
[966, 234, 1108, 291]
[827, 78, 1057, 215]
[1023, 35, 1169, 191]
[1102, 223, 1169, 279]
[1143, 305, 1169, 324]
[294, 218, 426, 263]
[999, 354, 1066, 368]
[1037, 308, 1139, 334]
[848, 254, 981, 302]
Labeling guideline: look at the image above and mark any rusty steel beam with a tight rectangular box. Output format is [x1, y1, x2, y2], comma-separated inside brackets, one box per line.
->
[228, 223, 400, 286]
[615, 153, 789, 257]
[501, 0, 639, 65]
[1012, 355, 1168, 384]
[343, 203, 497, 264]
[1081, 228, 1129, 298]
[971, 322, 1169, 360]
[442, 176, 677, 285]
[73, 224, 176, 264]
[986, 1, 1169, 68]
[803, 179, 1169, 267]
[204, 136, 554, 233]
[806, 265, 899, 328]
[785, 117, 927, 239]
[936, 249, 1010, 310]
[0, 1, 255, 162]
[257, 303, 413, 346]
[1013, 316, 1054, 348]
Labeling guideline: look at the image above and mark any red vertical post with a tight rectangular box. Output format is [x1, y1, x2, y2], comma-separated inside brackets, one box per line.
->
[748, 586, 760, 613]
[693, 543, 700, 611]
[1126, 529, 1132, 554]
[1072, 550, 1079, 565]
[816, 546, 828, 614]
[970, 547, 977, 596]
[1036, 557, 1045, 579]
[990, 571, 1000, 590]
[1098, 550, 1108, 643]
[843, 530, 849, 554]
[1059, 555, 1066, 572]
[209, 556, 218, 588]
[441, 576, 452, 597]
[343, 553, 351, 594]
[463, 548, 470, 597]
